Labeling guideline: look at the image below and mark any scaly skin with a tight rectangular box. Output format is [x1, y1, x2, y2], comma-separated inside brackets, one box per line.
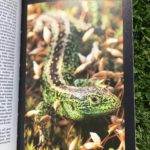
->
[34, 13, 121, 121]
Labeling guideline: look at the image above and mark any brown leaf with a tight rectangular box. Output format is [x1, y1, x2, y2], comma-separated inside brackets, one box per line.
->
[98, 58, 105, 71]
[40, 115, 51, 125]
[74, 62, 91, 75]
[29, 47, 44, 55]
[108, 124, 118, 134]
[116, 129, 125, 150]
[57, 119, 72, 126]
[105, 28, 115, 37]
[112, 72, 123, 79]
[92, 71, 113, 80]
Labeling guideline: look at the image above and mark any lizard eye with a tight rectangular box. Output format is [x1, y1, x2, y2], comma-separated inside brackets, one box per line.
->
[90, 97, 100, 105]
[91, 97, 98, 103]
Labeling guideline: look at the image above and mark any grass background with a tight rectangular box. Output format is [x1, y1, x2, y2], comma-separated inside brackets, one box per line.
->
[133, 0, 150, 149]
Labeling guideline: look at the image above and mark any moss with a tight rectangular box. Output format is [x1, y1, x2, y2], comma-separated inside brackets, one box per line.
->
[133, 0, 150, 149]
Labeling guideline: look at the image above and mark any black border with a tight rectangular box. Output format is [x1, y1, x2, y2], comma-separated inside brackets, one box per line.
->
[123, 0, 136, 149]
[17, 1, 27, 150]
[18, 0, 135, 149]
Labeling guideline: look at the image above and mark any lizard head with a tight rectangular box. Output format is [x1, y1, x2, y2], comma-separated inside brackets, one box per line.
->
[61, 87, 121, 121]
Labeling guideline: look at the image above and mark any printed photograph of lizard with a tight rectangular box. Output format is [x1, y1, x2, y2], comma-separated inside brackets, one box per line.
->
[24, 1, 124, 149]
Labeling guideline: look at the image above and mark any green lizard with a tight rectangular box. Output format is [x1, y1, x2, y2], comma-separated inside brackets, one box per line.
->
[34, 13, 121, 121]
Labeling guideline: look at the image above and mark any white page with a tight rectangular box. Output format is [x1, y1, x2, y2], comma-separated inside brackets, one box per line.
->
[0, 0, 21, 150]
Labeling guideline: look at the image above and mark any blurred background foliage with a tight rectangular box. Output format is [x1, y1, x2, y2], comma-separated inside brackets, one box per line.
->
[133, 0, 150, 149]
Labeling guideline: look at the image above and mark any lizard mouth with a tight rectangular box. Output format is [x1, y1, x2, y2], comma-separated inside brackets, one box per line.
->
[80, 108, 120, 121]
[80, 101, 121, 117]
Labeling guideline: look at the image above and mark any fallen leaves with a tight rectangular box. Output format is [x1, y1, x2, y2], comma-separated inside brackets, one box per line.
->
[75, 42, 101, 75]
[92, 71, 123, 80]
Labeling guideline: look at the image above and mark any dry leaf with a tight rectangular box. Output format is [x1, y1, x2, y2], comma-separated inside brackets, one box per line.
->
[27, 32, 36, 38]
[98, 58, 105, 71]
[28, 14, 38, 21]
[69, 136, 79, 150]
[74, 62, 91, 75]
[115, 58, 123, 64]
[90, 132, 101, 144]
[111, 116, 124, 125]
[29, 47, 44, 55]
[39, 133, 45, 144]
[33, 61, 43, 79]
[105, 28, 115, 37]
[43, 26, 52, 44]
[40, 115, 51, 125]
[92, 71, 113, 79]
[52, 100, 61, 111]
[116, 129, 125, 150]
[57, 119, 72, 126]
[78, 53, 86, 64]
[108, 124, 118, 134]
[91, 42, 101, 60]
[81, 132, 103, 149]
[34, 19, 44, 33]
[107, 48, 123, 57]
[25, 110, 38, 118]
[83, 142, 98, 150]
[82, 28, 95, 42]
[106, 38, 118, 45]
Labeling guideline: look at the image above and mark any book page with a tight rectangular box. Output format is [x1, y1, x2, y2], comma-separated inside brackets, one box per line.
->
[0, 0, 21, 150]
[19, 0, 135, 150]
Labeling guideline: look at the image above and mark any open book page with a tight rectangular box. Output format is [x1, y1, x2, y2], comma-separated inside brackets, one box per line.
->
[0, 0, 21, 150]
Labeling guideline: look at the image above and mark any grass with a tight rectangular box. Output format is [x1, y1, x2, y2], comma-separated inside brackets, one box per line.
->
[133, 0, 150, 149]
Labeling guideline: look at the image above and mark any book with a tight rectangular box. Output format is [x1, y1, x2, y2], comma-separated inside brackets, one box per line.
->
[0, 0, 135, 150]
